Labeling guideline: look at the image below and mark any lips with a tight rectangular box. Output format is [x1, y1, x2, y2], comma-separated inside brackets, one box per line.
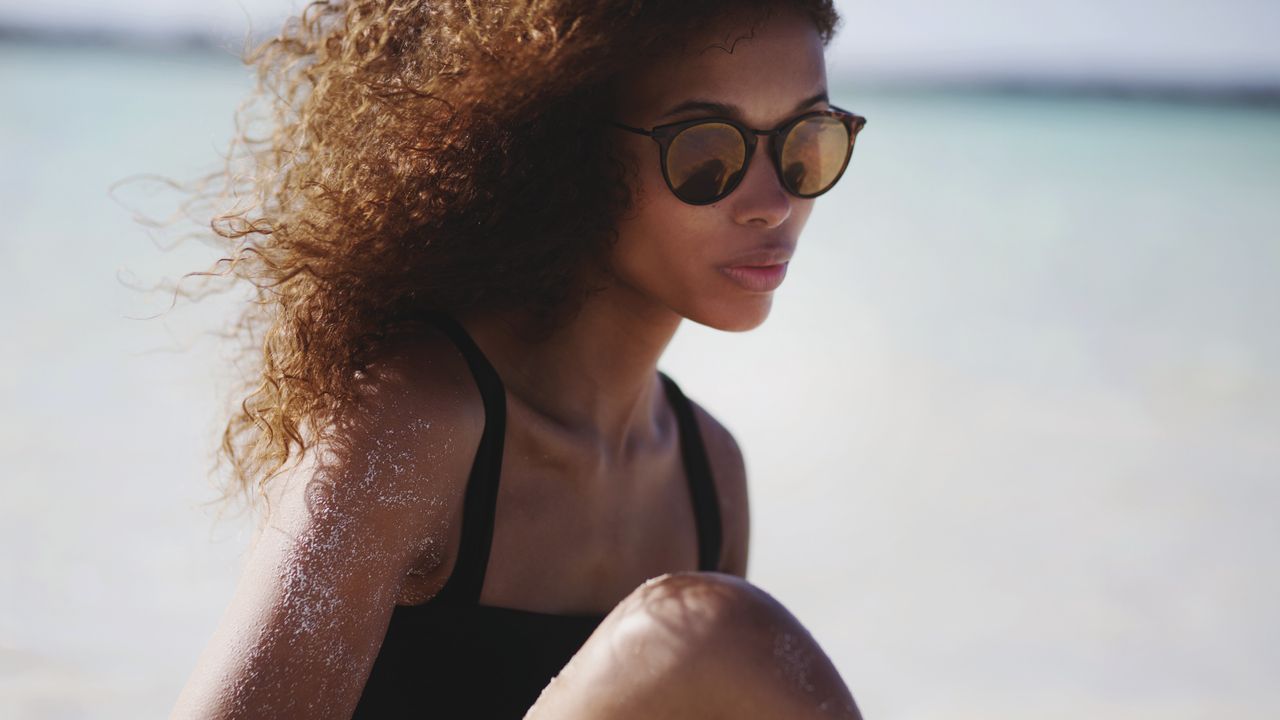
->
[719, 244, 794, 292]
[723, 246, 794, 269]
[720, 262, 789, 292]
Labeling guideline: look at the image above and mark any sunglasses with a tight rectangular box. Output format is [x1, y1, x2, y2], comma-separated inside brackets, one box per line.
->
[610, 105, 866, 205]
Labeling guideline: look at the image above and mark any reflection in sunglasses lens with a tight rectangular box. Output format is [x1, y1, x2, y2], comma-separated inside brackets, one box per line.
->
[667, 123, 745, 203]
[664, 114, 855, 203]
[781, 116, 851, 196]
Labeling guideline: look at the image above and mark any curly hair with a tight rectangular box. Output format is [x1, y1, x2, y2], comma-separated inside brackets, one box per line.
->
[187, 0, 840, 513]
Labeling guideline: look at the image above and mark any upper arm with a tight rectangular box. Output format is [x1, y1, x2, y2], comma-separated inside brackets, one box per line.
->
[172, 333, 483, 719]
[688, 400, 750, 579]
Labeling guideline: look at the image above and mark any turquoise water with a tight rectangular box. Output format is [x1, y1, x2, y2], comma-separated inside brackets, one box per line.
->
[2, 41, 1278, 719]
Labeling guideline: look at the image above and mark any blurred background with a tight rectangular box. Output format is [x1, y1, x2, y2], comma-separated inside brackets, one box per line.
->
[2, 1, 1277, 718]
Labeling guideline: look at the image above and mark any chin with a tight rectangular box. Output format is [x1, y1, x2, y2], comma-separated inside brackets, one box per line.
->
[684, 295, 774, 333]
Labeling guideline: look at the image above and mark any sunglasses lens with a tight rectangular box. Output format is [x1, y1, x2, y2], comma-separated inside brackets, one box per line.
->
[780, 115, 852, 196]
[666, 122, 746, 203]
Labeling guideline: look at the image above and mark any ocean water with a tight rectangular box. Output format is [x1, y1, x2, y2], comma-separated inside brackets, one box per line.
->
[1, 41, 1278, 719]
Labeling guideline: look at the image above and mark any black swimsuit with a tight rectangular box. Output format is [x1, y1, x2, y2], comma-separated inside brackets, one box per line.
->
[351, 313, 723, 719]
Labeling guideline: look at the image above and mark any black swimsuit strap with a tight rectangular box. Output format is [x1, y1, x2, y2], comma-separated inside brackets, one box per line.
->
[425, 313, 724, 604]
[425, 312, 508, 604]
[658, 371, 724, 572]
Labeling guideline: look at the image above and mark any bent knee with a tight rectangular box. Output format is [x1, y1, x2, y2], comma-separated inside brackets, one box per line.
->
[623, 571, 782, 622]
[537, 573, 859, 719]
[606, 572, 794, 665]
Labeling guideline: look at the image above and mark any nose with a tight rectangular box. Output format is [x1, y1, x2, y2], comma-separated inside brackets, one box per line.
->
[729, 136, 792, 229]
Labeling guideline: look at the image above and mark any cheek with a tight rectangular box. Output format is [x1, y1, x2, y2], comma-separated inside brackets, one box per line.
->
[791, 199, 816, 232]
[610, 142, 710, 279]
[611, 187, 710, 287]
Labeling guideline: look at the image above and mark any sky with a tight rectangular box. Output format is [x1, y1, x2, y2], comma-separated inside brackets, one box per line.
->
[2, 0, 1279, 84]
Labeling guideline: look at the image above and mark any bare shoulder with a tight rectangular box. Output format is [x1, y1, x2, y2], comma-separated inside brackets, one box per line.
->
[172, 323, 485, 719]
[260, 322, 485, 562]
[683, 393, 751, 579]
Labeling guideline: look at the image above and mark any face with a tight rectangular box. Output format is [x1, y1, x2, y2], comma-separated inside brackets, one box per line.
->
[606, 7, 829, 332]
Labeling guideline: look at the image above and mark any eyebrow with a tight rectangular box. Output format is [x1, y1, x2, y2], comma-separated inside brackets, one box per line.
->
[656, 90, 830, 122]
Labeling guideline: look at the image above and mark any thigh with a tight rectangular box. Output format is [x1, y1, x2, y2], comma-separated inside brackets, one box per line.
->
[524, 571, 861, 720]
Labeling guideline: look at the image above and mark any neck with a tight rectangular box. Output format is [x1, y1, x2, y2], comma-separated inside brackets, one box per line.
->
[457, 278, 682, 462]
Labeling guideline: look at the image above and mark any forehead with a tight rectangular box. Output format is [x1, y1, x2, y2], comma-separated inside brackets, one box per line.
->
[616, 8, 827, 127]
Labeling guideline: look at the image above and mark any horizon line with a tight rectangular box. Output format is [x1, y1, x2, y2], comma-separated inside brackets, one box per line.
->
[3, 21, 1278, 109]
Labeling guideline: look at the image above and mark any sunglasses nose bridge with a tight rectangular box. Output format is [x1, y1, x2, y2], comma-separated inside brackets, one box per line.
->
[729, 127, 793, 200]
[743, 127, 792, 190]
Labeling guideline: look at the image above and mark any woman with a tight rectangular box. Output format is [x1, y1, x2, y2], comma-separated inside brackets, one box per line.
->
[172, 0, 867, 717]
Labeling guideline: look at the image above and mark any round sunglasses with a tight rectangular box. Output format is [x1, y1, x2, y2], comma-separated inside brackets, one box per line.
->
[610, 105, 867, 206]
